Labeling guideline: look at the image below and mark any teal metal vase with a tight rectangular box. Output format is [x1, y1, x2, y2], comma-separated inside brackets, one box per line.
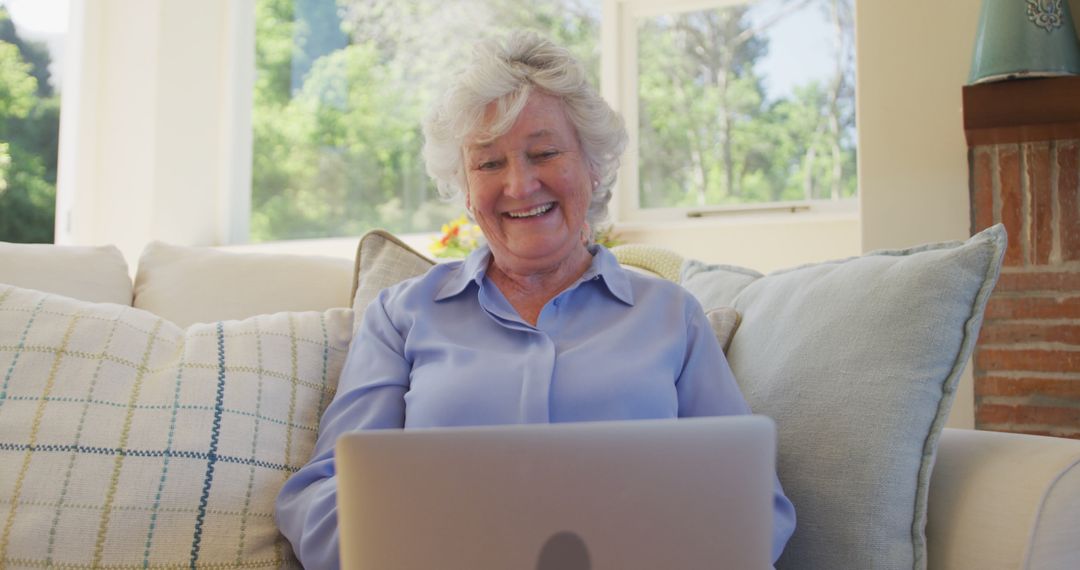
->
[969, 0, 1080, 84]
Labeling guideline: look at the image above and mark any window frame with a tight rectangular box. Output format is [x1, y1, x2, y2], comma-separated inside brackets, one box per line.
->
[600, 0, 858, 225]
[232, 0, 859, 246]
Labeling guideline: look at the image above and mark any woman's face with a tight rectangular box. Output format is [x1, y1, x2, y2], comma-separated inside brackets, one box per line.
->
[463, 92, 593, 275]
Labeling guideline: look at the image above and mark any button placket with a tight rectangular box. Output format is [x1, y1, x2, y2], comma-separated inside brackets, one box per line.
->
[518, 331, 555, 423]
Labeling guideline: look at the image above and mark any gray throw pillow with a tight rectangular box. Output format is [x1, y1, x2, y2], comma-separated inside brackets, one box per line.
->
[682, 224, 1007, 570]
[681, 259, 762, 307]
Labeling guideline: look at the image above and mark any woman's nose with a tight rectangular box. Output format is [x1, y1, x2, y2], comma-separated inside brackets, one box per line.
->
[505, 160, 540, 198]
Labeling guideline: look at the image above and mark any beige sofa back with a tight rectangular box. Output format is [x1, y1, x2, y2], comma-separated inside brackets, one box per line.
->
[0, 240, 355, 325]
[133, 241, 353, 326]
[0, 242, 133, 305]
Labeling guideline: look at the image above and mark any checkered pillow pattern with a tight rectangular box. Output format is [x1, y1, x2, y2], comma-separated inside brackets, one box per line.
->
[0, 284, 352, 569]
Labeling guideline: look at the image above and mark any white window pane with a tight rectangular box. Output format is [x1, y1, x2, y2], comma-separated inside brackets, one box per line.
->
[636, 0, 856, 210]
[252, 0, 599, 242]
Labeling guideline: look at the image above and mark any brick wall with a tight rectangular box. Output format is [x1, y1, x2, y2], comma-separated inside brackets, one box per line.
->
[970, 139, 1080, 439]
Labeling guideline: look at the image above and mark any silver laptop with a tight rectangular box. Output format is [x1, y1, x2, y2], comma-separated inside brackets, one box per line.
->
[336, 415, 775, 570]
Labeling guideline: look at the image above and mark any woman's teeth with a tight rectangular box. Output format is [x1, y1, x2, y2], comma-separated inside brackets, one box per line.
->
[506, 203, 554, 219]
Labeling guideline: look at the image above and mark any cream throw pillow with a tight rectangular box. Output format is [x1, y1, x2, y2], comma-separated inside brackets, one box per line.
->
[0, 284, 352, 568]
[134, 241, 354, 327]
[0, 242, 132, 306]
[610, 243, 684, 282]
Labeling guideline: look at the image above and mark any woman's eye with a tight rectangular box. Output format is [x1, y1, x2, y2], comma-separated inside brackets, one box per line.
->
[477, 160, 501, 171]
[533, 150, 560, 161]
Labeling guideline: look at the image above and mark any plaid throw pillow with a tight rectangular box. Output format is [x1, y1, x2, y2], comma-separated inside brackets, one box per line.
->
[0, 285, 352, 568]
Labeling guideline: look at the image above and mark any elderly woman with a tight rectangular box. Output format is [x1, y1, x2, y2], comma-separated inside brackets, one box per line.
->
[276, 30, 795, 568]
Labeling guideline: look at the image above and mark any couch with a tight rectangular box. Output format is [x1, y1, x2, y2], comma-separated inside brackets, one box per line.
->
[0, 226, 1077, 570]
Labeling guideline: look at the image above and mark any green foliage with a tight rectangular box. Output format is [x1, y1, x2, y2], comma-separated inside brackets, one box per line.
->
[251, 0, 856, 241]
[0, 7, 60, 244]
[638, 0, 856, 209]
[0, 139, 55, 242]
[251, 0, 600, 241]
[0, 8, 52, 97]
[0, 41, 36, 123]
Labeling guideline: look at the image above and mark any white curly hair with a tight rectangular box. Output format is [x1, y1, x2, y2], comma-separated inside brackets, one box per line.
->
[422, 30, 627, 233]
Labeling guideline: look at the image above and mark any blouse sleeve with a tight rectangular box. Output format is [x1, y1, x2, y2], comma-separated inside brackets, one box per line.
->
[275, 291, 410, 570]
[675, 302, 797, 565]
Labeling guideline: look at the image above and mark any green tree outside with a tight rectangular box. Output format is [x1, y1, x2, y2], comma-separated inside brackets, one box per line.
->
[251, 0, 600, 242]
[0, 6, 60, 244]
[638, 0, 856, 208]
[0, 1, 856, 245]
[252, 0, 856, 241]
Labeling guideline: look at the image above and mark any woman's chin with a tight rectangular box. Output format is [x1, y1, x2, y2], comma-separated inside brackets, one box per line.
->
[492, 237, 585, 273]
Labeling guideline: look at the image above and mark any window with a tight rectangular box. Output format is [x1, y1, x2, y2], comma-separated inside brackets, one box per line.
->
[606, 0, 856, 221]
[250, 0, 855, 241]
[251, 0, 600, 242]
[0, 0, 66, 243]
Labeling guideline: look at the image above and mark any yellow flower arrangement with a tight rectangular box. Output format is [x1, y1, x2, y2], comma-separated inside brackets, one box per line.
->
[428, 216, 622, 259]
[593, 225, 623, 249]
[429, 215, 484, 258]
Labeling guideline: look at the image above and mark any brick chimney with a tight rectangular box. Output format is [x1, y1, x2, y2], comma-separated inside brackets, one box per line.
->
[965, 77, 1080, 439]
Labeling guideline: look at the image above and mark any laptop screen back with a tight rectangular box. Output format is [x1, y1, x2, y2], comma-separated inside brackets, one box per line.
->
[335, 415, 775, 570]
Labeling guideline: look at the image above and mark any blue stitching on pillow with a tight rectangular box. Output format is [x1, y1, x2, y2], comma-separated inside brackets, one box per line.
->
[144, 346, 187, 567]
[0, 442, 298, 472]
[2, 395, 321, 432]
[0, 292, 45, 411]
[189, 322, 227, 569]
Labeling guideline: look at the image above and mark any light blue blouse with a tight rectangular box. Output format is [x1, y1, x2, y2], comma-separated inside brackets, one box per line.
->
[275, 245, 796, 569]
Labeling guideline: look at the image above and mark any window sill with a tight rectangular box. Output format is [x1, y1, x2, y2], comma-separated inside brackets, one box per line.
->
[613, 199, 859, 232]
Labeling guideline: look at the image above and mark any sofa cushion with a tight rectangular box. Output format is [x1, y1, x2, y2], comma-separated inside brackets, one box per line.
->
[928, 428, 1080, 570]
[134, 241, 353, 327]
[682, 225, 1007, 570]
[0, 284, 351, 568]
[0, 242, 132, 305]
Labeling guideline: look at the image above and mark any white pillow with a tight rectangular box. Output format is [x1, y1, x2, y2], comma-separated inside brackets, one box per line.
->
[134, 241, 353, 327]
[0, 284, 352, 568]
[0, 242, 132, 305]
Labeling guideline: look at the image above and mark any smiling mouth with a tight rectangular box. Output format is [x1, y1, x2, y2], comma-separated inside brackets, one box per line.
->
[504, 202, 555, 219]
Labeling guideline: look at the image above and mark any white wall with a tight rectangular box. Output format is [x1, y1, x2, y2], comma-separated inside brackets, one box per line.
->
[617, 213, 860, 273]
[55, 0, 250, 266]
[856, 0, 982, 252]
